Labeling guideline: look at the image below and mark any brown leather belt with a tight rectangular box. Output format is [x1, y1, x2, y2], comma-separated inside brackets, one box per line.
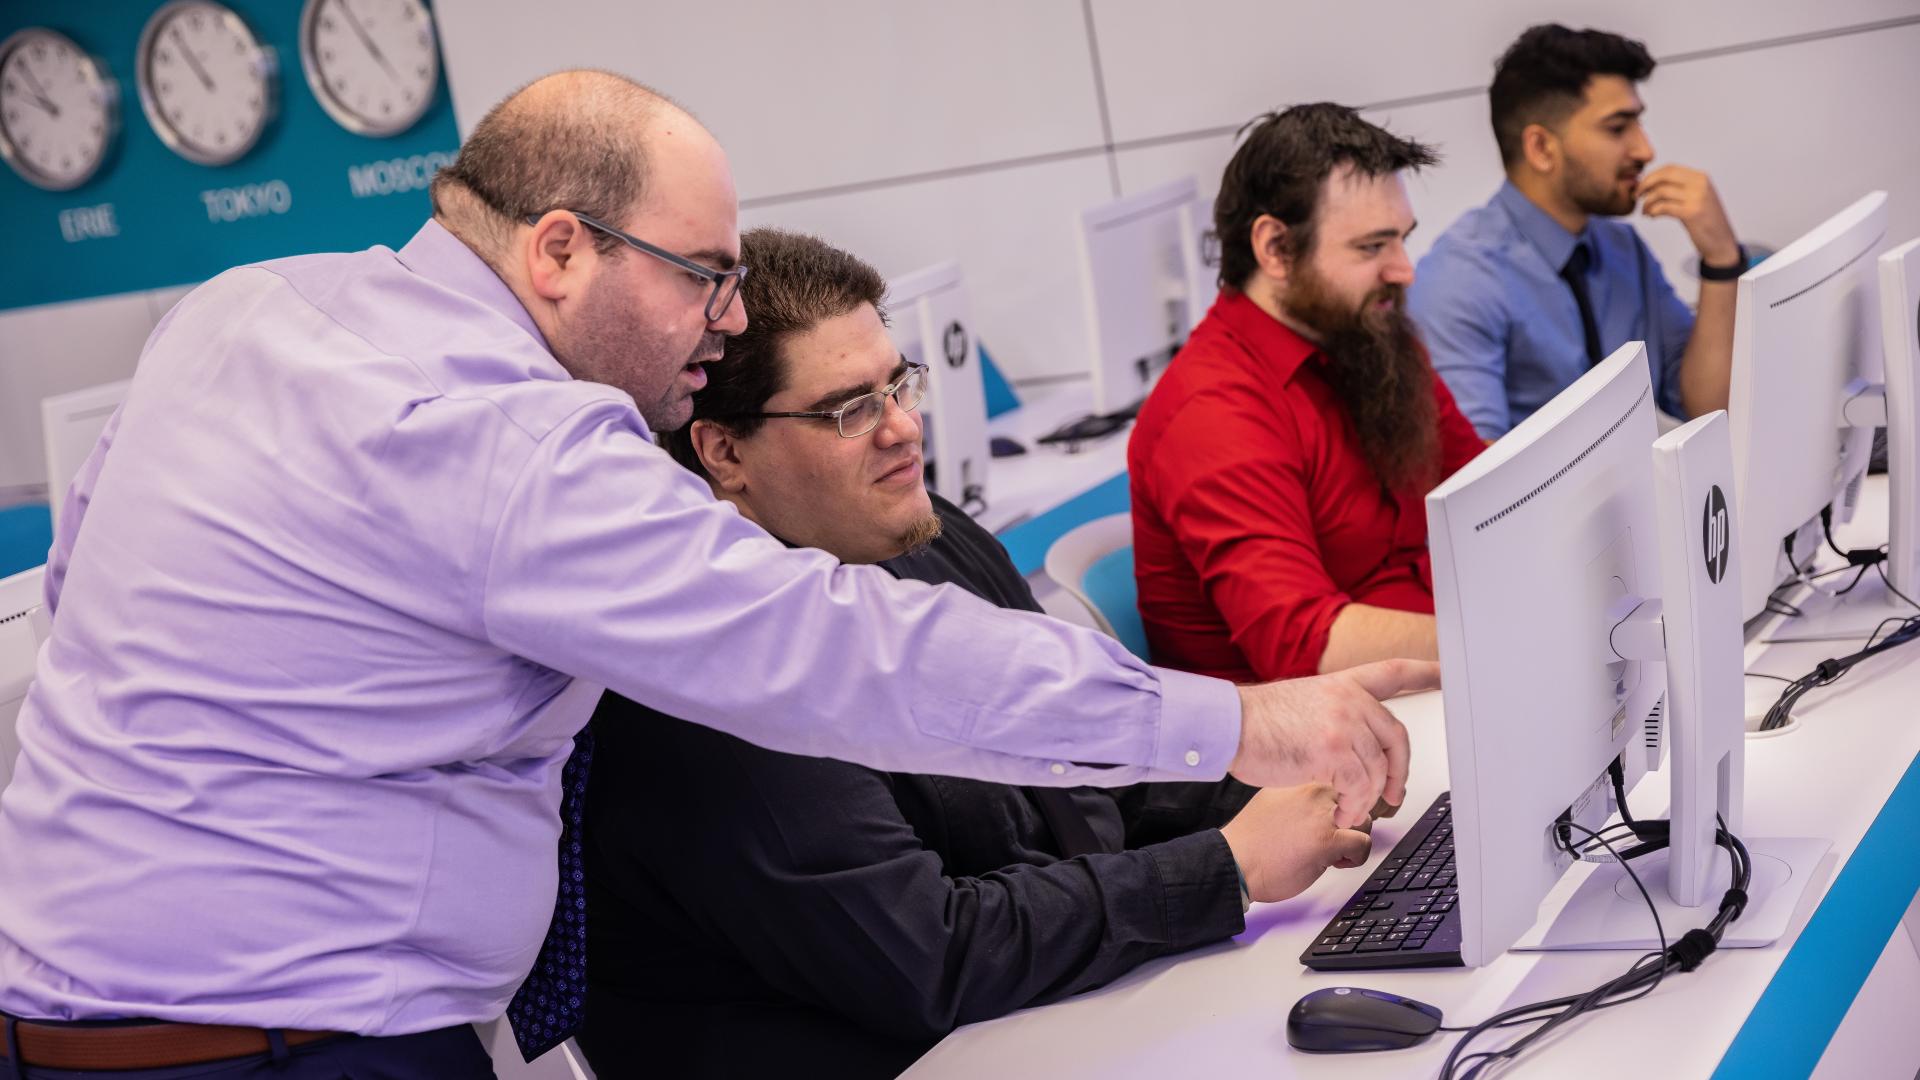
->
[0, 1017, 345, 1070]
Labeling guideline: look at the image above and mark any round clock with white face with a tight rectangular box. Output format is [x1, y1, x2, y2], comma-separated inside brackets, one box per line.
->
[136, 0, 277, 167]
[300, 0, 440, 137]
[0, 29, 119, 191]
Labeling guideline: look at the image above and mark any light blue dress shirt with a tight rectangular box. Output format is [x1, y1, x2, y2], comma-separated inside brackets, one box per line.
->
[0, 221, 1238, 1035]
[1409, 181, 1695, 437]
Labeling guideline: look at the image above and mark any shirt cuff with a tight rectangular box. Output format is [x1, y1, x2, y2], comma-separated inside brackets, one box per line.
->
[1143, 828, 1248, 944]
[1143, 666, 1241, 782]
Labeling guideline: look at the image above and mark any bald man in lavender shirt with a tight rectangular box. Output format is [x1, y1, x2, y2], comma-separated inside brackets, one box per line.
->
[0, 72, 1433, 1077]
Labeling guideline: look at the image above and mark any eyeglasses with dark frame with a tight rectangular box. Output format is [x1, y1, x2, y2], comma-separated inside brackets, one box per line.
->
[525, 210, 748, 324]
[722, 361, 930, 439]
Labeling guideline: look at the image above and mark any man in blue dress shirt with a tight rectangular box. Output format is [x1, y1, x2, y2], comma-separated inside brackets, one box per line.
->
[1409, 24, 1743, 437]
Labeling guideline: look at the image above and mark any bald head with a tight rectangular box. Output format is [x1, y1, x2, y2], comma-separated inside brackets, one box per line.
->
[430, 70, 707, 259]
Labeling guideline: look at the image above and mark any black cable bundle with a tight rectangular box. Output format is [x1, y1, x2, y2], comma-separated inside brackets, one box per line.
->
[1760, 563, 1920, 731]
[1436, 766, 1752, 1080]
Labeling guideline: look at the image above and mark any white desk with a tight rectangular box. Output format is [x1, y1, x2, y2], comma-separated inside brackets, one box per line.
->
[906, 476, 1920, 1078]
[979, 384, 1132, 575]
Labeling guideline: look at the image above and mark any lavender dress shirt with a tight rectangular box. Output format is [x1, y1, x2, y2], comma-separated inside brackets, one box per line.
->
[0, 221, 1239, 1035]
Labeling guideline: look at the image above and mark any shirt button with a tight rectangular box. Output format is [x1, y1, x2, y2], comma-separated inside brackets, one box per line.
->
[1049, 762, 1067, 776]
[1184, 749, 1202, 767]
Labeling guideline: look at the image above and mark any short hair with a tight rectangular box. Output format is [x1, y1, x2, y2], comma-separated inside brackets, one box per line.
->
[1213, 103, 1439, 292]
[1489, 25, 1656, 168]
[661, 228, 890, 480]
[429, 70, 676, 256]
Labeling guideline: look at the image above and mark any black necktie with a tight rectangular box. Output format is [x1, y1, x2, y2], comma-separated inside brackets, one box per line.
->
[506, 728, 593, 1062]
[1560, 242, 1603, 368]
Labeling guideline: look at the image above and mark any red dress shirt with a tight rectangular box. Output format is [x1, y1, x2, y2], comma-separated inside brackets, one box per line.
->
[1128, 290, 1486, 682]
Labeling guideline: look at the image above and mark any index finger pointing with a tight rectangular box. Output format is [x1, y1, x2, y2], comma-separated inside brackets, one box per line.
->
[1345, 658, 1441, 700]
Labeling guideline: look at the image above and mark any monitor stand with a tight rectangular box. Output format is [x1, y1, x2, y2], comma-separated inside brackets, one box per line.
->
[1521, 412, 1832, 953]
[1513, 836, 1830, 952]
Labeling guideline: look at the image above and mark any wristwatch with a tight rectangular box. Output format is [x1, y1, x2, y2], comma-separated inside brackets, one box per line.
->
[1699, 246, 1747, 282]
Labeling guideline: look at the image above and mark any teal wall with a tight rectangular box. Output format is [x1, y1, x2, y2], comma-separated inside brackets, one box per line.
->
[0, 0, 459, 311]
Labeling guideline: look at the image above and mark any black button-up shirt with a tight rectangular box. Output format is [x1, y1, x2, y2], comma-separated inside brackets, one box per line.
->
[578, 495, 1252, 1078]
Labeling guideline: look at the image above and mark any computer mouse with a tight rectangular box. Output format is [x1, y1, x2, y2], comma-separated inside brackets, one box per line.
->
[988, 435, 1027, 457]
[1287, 986, 1443, 1053]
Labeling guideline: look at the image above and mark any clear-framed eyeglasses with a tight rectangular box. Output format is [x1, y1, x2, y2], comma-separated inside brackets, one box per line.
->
[725, 361, 929, 438]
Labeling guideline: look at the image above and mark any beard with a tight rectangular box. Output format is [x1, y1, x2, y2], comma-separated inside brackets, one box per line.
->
[555, 269, 725, 431]
[1565, 157, 1640, 217]
[1284, 263, 1440, 493]
[894, 511, 944, 557]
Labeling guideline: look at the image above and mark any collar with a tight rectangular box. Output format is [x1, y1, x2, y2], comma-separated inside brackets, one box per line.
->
[395, 219, 552, 351]
[1207, 289, 1321, 386]
[1494, 180, 1600, 274]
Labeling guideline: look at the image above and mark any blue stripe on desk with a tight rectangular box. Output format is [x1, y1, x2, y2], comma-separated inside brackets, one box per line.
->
[1714, 751, 1920, 1078]
[995, 472, 1130, 578]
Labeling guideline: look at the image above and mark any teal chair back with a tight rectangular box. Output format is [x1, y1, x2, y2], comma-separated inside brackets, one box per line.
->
[1083, 545, 1149, 661]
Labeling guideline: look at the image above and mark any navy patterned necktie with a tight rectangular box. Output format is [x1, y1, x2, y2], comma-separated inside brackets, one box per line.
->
[506, 728, 594, 1062]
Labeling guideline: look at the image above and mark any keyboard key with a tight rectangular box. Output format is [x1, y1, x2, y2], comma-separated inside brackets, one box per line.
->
[1421, 914, 1446, 925]
[1357, 939, 1401, 952]
[1385, 932, 1409, 944]
[1326, 943, 1357, 954]
[1401, 938, 1430, 950]
[1317, 935, 1343, 948]
[1409, 904, 1431, 914]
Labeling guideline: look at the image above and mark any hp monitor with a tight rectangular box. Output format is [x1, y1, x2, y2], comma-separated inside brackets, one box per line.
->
[1074, 177, 1217, 416]
[887, 262, 991, 516]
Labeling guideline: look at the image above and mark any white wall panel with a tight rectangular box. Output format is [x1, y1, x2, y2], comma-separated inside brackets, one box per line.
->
[436, 0, 1107, 202]
[742, 156, 1117, 384]
[0, 293, 155, 494]
[1091, 0, 1920, 146]
[1116, 21, 1920, 306]
[1111, 91, 1504, 268]
[1619, 21, 1920, 296]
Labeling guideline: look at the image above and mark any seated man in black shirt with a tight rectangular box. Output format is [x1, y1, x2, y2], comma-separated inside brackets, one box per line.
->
[578, 228, 1375, 1079]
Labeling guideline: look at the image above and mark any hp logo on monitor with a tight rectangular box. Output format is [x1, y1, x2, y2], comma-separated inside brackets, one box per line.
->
[1703, 485, 1730, 583]
[943, 321, 969, 368]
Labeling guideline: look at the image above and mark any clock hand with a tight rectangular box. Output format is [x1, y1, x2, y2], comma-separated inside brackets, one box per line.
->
[171, 27, 217, 93]
[17, 62, 61, 118]
[338, 0, 398, 80]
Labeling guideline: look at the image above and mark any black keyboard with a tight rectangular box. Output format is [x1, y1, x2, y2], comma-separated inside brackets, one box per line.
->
[1300, 791, 1464, 971]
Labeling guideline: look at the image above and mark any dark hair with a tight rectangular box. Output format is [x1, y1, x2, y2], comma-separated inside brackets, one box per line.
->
[661, 228, 889, 479]
[1489, 25, 1656, 168]
[1213, 103, 1438, 292]
[430, 71, 675, 256]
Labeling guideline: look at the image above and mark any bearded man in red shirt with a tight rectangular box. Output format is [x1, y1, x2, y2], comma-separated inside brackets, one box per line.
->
[1130, 103, 1487, 682]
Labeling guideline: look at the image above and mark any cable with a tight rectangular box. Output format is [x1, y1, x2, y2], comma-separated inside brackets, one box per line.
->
[1878, 562, 1920, 613]
[1761, 603, 1920, 730]
[1437, 796, 1751, 1080]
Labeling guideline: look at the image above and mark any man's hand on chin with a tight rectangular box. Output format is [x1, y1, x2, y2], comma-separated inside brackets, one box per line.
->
[1227, 658, 1439, 828]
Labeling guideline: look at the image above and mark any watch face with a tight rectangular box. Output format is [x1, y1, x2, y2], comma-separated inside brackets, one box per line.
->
[0, 29, 119, 191]
[136, 0, 277, 167]
[300, 0, 439, 137]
